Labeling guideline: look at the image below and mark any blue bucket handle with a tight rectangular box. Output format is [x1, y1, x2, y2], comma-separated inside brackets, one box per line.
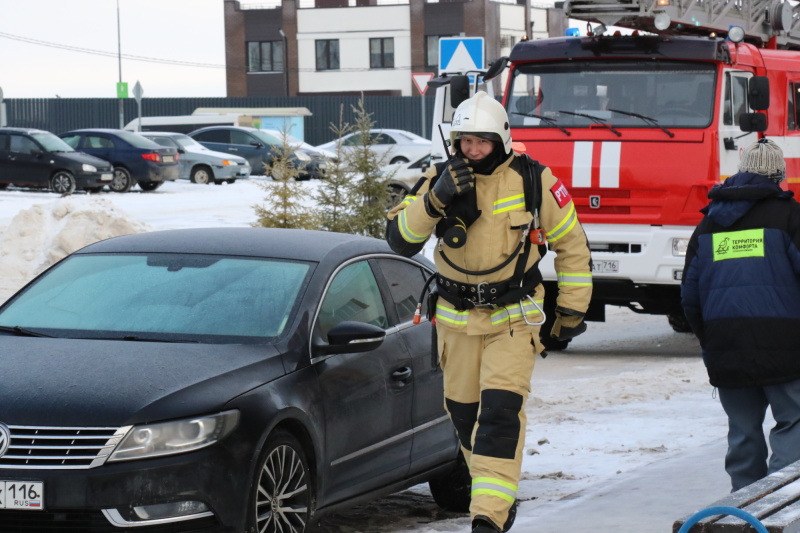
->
[677, 505, 768, 533]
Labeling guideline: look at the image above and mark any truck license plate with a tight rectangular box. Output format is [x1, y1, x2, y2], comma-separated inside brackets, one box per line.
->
[0, 481, 44, 510]
[592, 260, 619, 274]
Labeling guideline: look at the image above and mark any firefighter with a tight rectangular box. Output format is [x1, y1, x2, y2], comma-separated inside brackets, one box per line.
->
[386, 91, 592, 533]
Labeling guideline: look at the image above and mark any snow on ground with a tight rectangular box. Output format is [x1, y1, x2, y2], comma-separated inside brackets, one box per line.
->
[0, 179, 734, 532]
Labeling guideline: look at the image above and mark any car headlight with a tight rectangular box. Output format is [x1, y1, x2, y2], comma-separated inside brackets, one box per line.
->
[221, 160, 237, 166]
[294, 150, 312, 162]
[672, 238, 690, 256]
[108, 410, 239, 462]
[81, 164, 98, 172]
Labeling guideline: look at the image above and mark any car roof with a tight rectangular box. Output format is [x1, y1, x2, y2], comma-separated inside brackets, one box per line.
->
[141, 131, 185, 137]
[0, 127, 52, 135]
[60, 128, 130, 135]
[75, 227, 399, 264]
[191, 126, 257, 133]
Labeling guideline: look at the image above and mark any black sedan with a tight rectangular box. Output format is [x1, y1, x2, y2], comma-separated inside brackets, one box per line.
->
[0, 228, 468, 533]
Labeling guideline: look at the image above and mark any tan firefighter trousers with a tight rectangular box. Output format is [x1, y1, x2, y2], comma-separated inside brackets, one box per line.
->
[437, 323, 538, 530]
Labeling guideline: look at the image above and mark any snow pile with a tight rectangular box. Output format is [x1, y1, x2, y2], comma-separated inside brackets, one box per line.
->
[0, 197, 148, 301]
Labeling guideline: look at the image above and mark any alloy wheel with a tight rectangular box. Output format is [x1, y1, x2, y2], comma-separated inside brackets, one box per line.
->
[255, 436, 310, 533]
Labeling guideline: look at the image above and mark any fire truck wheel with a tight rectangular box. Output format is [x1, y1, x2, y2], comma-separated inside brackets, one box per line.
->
[667, 312, 693, 333]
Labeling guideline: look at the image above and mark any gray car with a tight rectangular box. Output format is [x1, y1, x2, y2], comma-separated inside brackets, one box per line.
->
[142, 131, 251, 185]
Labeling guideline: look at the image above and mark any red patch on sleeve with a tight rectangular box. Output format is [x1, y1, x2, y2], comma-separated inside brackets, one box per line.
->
[550, 180, 572, 208]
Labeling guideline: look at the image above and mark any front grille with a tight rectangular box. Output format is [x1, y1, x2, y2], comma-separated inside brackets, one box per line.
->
[0, 510, 220, 532]
[0, 425, 130, 469]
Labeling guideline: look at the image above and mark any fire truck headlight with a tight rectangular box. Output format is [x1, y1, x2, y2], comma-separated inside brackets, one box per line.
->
[654, 12, 671, 30]
[672, 238, 689, 256]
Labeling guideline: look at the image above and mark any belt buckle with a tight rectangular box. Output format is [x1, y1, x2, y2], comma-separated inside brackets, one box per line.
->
[476, 281, 488, 305]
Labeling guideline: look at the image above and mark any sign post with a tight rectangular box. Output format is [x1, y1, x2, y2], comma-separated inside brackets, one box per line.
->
[412, 73, 434, 140]
[132, 81, 144, 131]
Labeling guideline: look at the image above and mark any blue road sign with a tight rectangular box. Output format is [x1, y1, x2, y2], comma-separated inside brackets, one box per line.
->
[439, 37, 484, 74]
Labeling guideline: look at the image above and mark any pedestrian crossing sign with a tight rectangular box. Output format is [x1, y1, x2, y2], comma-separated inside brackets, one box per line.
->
[439, 37, 484, 74]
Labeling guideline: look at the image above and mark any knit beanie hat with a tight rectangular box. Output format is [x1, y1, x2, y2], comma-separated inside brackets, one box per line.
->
[739, 138, 786, 183]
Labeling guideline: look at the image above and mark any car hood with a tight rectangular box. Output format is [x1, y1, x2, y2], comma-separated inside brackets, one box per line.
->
[0, 337, 285, 427]
[59, 150, 112, 169]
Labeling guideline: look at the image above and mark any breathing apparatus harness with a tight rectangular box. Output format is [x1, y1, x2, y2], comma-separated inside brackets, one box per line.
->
[412, 153, 548, 325]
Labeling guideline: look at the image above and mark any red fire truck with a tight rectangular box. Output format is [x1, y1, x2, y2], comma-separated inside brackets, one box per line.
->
[431, 0, 800, 349]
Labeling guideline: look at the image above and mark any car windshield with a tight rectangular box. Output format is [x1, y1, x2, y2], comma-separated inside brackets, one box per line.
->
[507, 60, 716, 129]
[32, 132, 76, 152]
[115, 130, 164, 149]
[0, 253, 311, 343]
[173, 135, 203, 149]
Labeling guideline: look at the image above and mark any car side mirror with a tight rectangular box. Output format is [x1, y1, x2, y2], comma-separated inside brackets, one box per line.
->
[251, 141, 264, 148]
[450, 75, 470, 108]
[421, 162, 429, 172]
[740, 112, 767, 132]
[748, 76, 770, 111]
[312, 321, 386, 356]
[178, 148, 185, 154]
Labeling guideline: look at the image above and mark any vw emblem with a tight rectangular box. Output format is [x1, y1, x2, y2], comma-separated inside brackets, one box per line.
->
[0, 424, 9, 458]
[589, 195, 601, 209]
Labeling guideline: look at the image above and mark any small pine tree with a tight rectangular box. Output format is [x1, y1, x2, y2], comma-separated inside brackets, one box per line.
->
[252, 140, 316, 230]
[345, 97, 392, 238]
[314, 105, 357, 234]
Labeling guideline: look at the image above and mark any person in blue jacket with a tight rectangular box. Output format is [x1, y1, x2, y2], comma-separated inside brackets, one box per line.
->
[682, 138, 800, 491]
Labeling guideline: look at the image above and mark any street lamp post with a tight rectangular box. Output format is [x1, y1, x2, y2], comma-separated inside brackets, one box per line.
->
[117, 0, 124, 128]
[279, 29, 289, 97]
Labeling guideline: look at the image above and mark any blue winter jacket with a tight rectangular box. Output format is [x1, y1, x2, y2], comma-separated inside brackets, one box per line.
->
[681, 172, 800, 387]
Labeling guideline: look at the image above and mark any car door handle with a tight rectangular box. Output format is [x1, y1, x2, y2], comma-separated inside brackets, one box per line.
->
[229, 148, 238, 151]
[392, 366, 412, 381]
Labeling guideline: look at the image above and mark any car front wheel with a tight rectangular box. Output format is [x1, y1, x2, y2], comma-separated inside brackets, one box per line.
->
[110, 167, 134, 193]
[250, 430, 313, 533]
[50, 171, 76, 195]
[190, 165, 212, 184]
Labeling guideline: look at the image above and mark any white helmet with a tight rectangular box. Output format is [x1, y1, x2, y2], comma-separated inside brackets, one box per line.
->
[450, 91, 512, 155]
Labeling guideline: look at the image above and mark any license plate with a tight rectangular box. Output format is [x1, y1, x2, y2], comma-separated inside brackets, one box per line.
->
[0, 481, 44, 510]
[162, 156, 175, 163]
[100, 173, 113, 181]
[592, 259, 619, 274]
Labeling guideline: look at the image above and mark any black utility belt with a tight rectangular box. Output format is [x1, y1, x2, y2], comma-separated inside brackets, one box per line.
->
[435, 270, 542, 311]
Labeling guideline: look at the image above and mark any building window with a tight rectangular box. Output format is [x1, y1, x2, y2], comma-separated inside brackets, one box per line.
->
[316, 39, 340, 71]
[426, 35, 455, 72]
[247, 41, 284, 72]
[369, 38, 394, 69]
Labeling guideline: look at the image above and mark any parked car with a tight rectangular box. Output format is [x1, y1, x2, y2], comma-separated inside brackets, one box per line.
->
[0, 227, 468, 533]
[59, 129, 179, 192]
[316, 129, 432, 165]
[141, 131, 251, 184]
[382, 153, 431, 207]
[0, 127, 113, 195]
[189, 126, 328, 180]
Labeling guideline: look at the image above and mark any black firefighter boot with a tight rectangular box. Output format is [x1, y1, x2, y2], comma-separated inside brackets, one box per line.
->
[472, 517, 500, 533]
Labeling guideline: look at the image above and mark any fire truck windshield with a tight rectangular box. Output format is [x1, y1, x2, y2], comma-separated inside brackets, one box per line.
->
[507, 60, 716, 130]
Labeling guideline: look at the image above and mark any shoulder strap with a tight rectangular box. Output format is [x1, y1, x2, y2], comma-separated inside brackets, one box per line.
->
[517, 153, 542, 215]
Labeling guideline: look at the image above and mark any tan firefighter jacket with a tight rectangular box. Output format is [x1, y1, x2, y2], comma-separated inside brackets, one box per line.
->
[387, 153, 592, 336]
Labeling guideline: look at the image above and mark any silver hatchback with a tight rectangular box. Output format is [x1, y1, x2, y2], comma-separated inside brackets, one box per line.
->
[142, 131, 251, 184]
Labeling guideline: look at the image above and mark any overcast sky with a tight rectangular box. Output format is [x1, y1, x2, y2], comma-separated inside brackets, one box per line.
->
[0, 0, 263, 99]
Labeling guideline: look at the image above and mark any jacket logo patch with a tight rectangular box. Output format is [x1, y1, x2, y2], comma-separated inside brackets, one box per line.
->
[712, 229, 765, 261]
[550, 180, 572, 208]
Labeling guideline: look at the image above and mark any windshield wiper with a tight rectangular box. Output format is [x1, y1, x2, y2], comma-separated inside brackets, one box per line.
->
[113, 335, 201, 343]
[0, 325, 54, 338]
[608, 109, 674, 138]
[558, 110, 621, 137]
[512, 112, 571, 136]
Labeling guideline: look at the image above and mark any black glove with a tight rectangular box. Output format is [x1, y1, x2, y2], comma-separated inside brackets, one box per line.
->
[550, 312, 587, 341]
[429, 158, 475, 211]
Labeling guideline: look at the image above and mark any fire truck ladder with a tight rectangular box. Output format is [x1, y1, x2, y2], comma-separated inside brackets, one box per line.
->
[561, 0, 800, 49]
